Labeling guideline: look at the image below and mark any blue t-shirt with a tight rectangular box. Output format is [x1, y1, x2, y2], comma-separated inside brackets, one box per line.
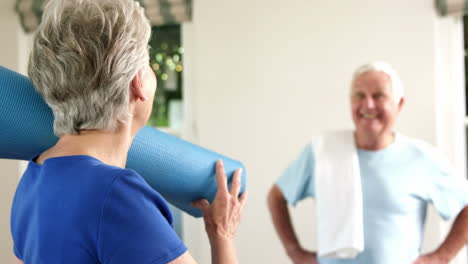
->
[277, 134, 468, 264]
[11, 155, 187, 264]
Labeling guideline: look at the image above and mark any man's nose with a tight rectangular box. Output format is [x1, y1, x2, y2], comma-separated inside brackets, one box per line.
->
[363, 97, 376, 109]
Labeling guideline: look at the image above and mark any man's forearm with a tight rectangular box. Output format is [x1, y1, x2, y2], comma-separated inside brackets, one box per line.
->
[267, 184, 302, 256]
[434, 206, 468, 261]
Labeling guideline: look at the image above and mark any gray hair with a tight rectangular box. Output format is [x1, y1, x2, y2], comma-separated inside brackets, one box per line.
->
[352, 61, 405, 103]
[28, 0, 151, 136]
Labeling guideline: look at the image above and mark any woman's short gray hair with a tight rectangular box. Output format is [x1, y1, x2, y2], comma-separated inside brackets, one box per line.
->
[352, 61, 405, 103]
[28, 0, 151, 136]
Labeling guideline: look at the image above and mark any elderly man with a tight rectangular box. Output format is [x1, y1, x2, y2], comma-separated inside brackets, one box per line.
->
[268, 62, 468, 264]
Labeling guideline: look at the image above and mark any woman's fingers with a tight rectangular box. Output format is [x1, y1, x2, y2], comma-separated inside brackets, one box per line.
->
[215, 160, 228, 195]
[230, 168, 242, 197]
[193, 161, 246, 215]
[191, 161, 247, 241]
[191, 199, 210, 213]
[239, 191, 248, 210]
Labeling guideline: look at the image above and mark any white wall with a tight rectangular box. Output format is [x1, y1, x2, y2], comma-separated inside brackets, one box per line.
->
[0, 0, 31, 263]
[182, 0, 467, 263]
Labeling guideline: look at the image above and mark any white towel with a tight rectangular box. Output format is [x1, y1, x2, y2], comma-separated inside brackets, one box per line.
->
[313, 130, 364, 259]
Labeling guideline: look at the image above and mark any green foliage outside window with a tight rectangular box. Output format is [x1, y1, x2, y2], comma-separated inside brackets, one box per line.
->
[147, 25, 183, 128]
[146, 27, 184, 237]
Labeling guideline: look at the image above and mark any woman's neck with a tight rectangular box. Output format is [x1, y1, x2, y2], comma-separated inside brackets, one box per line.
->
[37, 125, 134, 168]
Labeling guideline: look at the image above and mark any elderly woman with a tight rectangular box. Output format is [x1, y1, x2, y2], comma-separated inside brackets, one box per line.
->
[10, 0, 247, 263]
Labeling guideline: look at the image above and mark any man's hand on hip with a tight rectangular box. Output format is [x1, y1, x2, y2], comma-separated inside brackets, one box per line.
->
[288, 247, 318, 264]
[412, 252, 449, 264]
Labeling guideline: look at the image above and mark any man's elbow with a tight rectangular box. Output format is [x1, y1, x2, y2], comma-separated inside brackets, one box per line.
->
[267, 184, 286, 209]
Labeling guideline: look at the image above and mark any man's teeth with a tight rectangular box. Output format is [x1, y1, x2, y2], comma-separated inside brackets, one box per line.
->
[361, 113, 377, 119]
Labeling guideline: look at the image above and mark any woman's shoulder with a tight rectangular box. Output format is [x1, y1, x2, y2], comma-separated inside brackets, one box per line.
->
[102, 167, 173, 221]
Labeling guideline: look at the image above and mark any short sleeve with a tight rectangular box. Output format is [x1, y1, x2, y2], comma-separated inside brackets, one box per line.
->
[428, 172, 468, 220]
[422, 149, 468, 220]
[98, 170, 187, 264]
[276, 143, 315, 206]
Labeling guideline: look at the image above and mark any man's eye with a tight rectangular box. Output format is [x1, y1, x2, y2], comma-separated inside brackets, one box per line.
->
[374, 93, 385, 99]
[354, 93, 365, 99]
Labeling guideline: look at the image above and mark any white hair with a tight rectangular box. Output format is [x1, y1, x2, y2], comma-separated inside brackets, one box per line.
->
[352, 61, 405, 103]
[28, 0, 151, 136]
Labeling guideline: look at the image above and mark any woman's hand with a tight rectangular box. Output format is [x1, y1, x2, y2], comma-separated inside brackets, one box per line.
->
[192, 160, 248, 242]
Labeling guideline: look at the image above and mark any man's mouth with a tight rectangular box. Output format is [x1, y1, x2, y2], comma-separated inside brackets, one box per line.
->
[360, 113, 378, 119]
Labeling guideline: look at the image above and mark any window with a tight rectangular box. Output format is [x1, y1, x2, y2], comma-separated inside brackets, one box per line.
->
[148, 25, 184, 131]
[147, 24, 184, 237]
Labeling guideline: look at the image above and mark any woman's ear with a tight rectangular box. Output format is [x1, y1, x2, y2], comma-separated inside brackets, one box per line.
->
[130, 70, 147, 101]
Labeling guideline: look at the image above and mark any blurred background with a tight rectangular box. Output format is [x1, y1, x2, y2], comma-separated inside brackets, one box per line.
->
[1, 0, 468, 263]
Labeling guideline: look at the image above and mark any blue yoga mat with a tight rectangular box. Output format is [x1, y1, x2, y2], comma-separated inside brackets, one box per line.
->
[0, 66, 246, 217]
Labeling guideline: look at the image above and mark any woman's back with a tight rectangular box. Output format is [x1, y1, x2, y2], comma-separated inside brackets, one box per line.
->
[11, 155, 186, 264]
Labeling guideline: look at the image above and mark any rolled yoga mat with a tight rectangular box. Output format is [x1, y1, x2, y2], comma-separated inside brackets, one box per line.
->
[0, 66, 246, 217]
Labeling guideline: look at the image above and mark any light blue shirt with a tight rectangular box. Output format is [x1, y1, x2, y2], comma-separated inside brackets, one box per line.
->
[277, 134, 468, 264]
